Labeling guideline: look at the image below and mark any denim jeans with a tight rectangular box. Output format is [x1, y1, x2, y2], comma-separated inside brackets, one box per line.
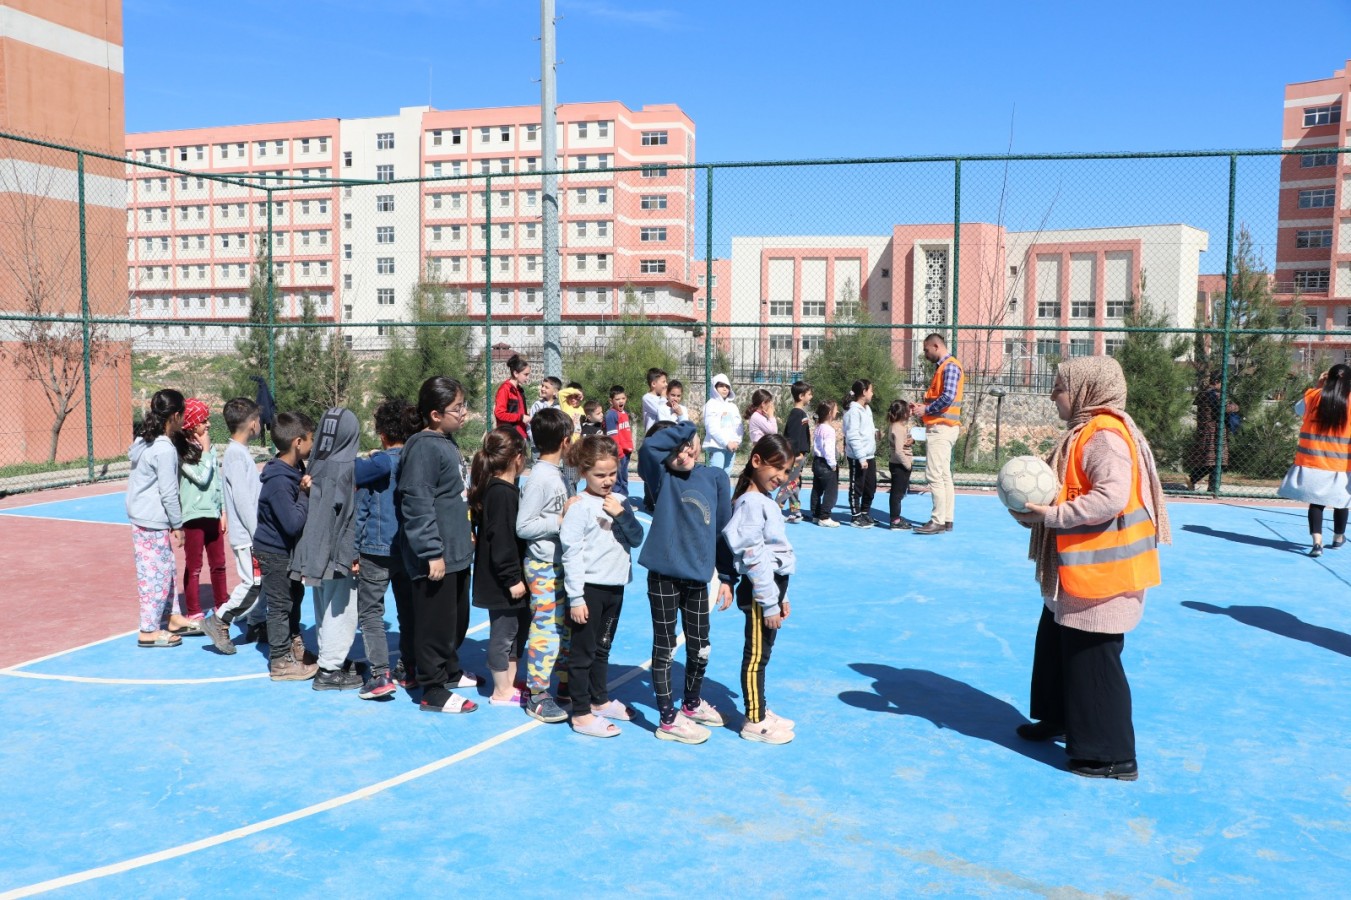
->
[356, 552, 411, 674]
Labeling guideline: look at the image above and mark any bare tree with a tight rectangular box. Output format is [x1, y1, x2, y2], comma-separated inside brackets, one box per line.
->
[0, 154, 120, 461]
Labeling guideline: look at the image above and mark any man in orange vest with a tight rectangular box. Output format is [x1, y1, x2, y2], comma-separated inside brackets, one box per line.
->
[913, 333, 963, 535]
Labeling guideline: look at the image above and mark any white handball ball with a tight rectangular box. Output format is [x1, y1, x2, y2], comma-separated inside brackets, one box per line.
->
[996, 455, 1059, 513]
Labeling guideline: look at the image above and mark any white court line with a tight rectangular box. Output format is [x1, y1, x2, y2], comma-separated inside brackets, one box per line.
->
[0, 635, 680, 899]
[0, 514, 129, 527]
[0, 488, 126, 514]
[0, 606, 492, 685]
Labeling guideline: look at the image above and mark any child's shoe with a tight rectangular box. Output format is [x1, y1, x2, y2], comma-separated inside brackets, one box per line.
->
[890, 517, 911, 531]
[655, 715, 710, 745]
[391, 659, 417, 688]
[525, 695, 569, 723]
[489, 690, 526, 707]
[740, 717, 794, 744]
[816, 517, 840, 528]
[680, 699, 724, 728]
[764, 709, 795, 731]
[313, 667, 363, 691]
[358, 671, 398, 700]
[269, 653, 318, 682]
[201, 614, 236, 655]
[420, 693, 477, 714]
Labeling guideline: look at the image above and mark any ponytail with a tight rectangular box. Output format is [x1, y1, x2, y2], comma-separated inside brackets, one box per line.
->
[734, 434, 793, 501]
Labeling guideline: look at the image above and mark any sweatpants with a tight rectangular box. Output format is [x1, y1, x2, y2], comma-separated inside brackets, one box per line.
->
[356, 552, 409, 674]
[567, 583, 624, 715]
[779, 453, 806, 515]
[647, 572, 713, 723]
[924, 423, 959, 525]
[312, 574, 358, 671]
[181, 517, 228, 618]
[1029, 605, 1135, 764]
[888, 462, 913, 521]
[132, 526, 176, 633]
[215, 545, 262, 626]
[810, 457, 838, 521]
[738, 573, 788, 724]
[487, 607, 530, 672]
[412, 566, 470, 708]
[847, 457, 877, 519]
[525, 558, 571, 699]
[257, 549, 303, 661]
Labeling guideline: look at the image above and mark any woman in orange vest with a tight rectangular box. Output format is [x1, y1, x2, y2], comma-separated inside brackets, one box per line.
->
[1278, 364, 1351, 557]
[1009, 356, 1171, 782]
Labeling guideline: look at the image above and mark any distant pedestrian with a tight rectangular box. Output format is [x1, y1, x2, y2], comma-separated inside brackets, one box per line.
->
[1278, 365, 1351, 557]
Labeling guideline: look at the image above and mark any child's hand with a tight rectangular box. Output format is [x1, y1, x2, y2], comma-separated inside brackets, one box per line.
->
[716, 583, 733, 611]
[903, 437, 915, 450]
[570, 604, 589, 625]
[171, 529, 184, 548]
[299, 474, 312, 492]
[427, 558, 446, 581]
[509, 581, 527, 600]
[728, 440, 740, 452]
[601, 494, 625, 518]
[765, 612, 784, 630]
[198, 428, 212, 452]
[782, 599, 791, 619]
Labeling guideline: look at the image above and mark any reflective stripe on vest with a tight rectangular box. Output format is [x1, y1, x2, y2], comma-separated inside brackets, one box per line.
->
[1055, 414, 1161, 598]
[921, 356, 964, 428]
[1294, 389, 1351, 472]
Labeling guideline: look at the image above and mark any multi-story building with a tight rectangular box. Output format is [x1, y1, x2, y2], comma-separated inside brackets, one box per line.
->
[125, 101, 699, 351]
[1275, 60, 1351, 363]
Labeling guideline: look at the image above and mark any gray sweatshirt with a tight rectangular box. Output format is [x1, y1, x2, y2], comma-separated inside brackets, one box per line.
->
[126, 436, 183, 530]
[222, 439, 260, 548]
[723, 491, 797, 616]
[290, 408, 360, 581]
[516, 458, 573, 567]
[843, 402, 876, 461]
[559, 491, 644, 605]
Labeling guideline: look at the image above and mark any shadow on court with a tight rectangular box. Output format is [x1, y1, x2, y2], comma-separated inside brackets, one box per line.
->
[839, 663, 1063, 768]
[1181, 601, 1351, 658]
[1181, 523, 1305, 554]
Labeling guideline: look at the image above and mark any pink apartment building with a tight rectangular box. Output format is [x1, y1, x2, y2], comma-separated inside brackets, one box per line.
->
[125, 101, 700, 351]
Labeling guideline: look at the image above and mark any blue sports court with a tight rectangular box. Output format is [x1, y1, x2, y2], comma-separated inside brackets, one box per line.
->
[0, 489, 1347, 897]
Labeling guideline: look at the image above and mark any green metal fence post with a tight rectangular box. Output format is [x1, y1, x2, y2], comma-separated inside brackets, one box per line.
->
[77, 152, 95, 481]
[951, 158, 961, 352]
[704, 166, 714, 410]
[1214, 154, 1237, 496]
[484, 173, 494, 423]
[266, 187, 277, 397]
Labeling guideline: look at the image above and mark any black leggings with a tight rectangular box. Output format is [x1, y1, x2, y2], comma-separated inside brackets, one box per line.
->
[888, 463, 912, 521]
[810, 457, 838, 520]
[848, 458, 877, 518]
[1309, 505, 1349, 538]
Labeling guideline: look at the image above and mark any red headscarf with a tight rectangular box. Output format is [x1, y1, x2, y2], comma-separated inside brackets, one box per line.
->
[183, 397, 211, 432]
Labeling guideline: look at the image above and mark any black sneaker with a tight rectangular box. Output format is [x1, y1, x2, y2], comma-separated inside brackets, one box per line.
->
[358, 671, 398, 700]
[392, 659, 417, 688]
[313, 667, 364, 691]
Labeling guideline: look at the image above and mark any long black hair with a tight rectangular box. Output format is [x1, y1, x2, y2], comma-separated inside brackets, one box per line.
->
[468, 428, 526, 520]
[734, 433, 794, 501]
[137, 389, 185, 444]
[1315, 364, 1351, 432]
[417, 376, 464, 427]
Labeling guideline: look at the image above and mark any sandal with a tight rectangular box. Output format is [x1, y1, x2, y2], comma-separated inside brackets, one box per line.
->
[590, 699, 635, 721]
[571, 716, 620, 738]
[138, 633, 182, 649]
[419, 692, 478, 714]
[169, 622, 204, 636]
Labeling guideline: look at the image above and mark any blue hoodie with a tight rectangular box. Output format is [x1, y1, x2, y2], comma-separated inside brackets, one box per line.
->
[637, 421, 735, 584]
[253, 456, 308, 555]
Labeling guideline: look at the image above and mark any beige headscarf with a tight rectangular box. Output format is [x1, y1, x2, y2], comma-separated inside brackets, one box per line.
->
[1030, 356, 1172, 599]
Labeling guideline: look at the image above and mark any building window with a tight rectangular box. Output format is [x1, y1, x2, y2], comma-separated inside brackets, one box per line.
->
[640, 194, 667, 210]
[377, 226, 395, 244]
[452, 129, 463, 145]
[431, 130, 443, 146]
[1296, 228, 1333, 249]
[577, 254, 588, 271]
[640, 259, 666, 274]
[1036, 338, 1061, 359]
[430, 194, 443, 210]
[526, 190, 538, 207]
[1294, 269, 1330, 292]
[526, 124, 538, 141]
[802, 299, 826, 317]
[430, 162, 443, 177]
[576, 188, 589, 205]
[1105, 297, 1132, 318]
[641, 165, 668, 178]
[376, 132, 395, 150]
[526, 222, 538, 239]
[432, 225, 443, 242]
[802, 335, 824, 353]
[577, 122, 589, 139]
[1069, 338, 1092, 357]
[769, 299, 793, 316]
[1037, 299, 1061, 319]
[343, 213, 352, 230]
[377, 288, 395, 306]
[769, 335, 793, 352]
[498, 190, 510, 208]
[641, 131, 669, 146]
[500, 126, 510, 142]
[300, 138, 311, 153]
[642, 289, 656, 304]
[344, 274, 353, 289]
[640, 227, 667, 242]
[376, 194, 394, 213]
[499, 223, 510, 239]
[376, 164, 394, 182]
[577, 221, 589, 238]
[377, 257, 395, 275]
[1300, 151, 1337, 168]
[1070, 298, 1094, 318]
[597, 187, 609, 204]
[1303, 105, 1341, 127]
[479, 127, 491, 142]
[1298, 188, 1336, 208]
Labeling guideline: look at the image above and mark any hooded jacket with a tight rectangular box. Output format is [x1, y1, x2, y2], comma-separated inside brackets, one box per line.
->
[702, 373, 743, 451]
[290, 407, 359, 581]
[126, 436, 184, 530]
[253, 456, 308, 555]
[396, 428, 474, 578]
[638, 421, 736, 584]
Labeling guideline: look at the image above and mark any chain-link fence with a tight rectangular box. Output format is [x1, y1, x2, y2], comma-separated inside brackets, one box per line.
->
[0, 128, 1342, 497]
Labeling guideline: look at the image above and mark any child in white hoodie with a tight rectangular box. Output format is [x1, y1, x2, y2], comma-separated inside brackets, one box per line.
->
[702, 372, 743, 481]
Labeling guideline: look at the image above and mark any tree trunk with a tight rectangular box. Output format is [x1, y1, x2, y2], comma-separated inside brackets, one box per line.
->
[47, 407, 69, 463]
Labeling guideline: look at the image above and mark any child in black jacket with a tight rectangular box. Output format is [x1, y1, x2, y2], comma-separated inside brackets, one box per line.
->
[470, 428, 530, 707]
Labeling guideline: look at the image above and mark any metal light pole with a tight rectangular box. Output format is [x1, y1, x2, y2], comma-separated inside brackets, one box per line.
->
[990, 389, 1007, 465]
[540, 0, 561, 380]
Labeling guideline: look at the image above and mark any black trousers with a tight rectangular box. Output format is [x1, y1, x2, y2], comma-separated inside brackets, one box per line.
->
[810, 457, 838, 520]
[1029, 605, 1135, 763]
[1309, 505, 1349, 537]
[738, 573, 787, 723]
[848, 458, 877, 518]
[888, 463, 912, 521]
[567, 583, 624, 714]
[256, 549, 303, 661]
[647, 572, 711, 723]
[412, 566, 470, 707]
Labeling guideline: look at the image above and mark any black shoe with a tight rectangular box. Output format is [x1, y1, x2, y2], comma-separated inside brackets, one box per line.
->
[1069, 758, 1138, 781]
[1332, 535, 1345, 550]
[1311, 545, 1324, 558]
[313, 667, 364, 691]
[392, 659, 418, 688]
[1016, 720, 1065, 742]
[944, 522, 953, 532]
[913, 522, 945, 535]
[890, 517, 912, 530]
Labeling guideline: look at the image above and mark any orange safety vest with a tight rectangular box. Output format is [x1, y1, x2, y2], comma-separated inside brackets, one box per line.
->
[921, 355, 964, 428]
[1294, 388, 1351, 472]
[1055, 414, 1160, 599]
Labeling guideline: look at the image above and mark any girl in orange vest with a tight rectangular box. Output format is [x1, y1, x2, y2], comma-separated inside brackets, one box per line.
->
[1278, 364, 1351, 557]
[1009, 356, 1171, 782]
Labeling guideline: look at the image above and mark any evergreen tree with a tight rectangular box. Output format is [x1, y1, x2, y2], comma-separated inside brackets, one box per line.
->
[227, 249, 274, 402]
[273, 295, 358, 423]
[566, 296, 682, 414]
[1114, 294, 1193, 469]
[375, 281, 477, 406]
[803, 279, 899, 430]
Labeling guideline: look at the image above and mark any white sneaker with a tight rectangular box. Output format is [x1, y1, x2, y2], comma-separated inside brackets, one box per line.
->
[740, 717, 794, 745]
[656, 715, 711, 744]
[764, 709, 795, 731]
[817, 518, 840, 528]
[680, 699, 724, 728]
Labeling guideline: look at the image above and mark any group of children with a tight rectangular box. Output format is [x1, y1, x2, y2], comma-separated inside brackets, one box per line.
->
[123, 363, 804, 744]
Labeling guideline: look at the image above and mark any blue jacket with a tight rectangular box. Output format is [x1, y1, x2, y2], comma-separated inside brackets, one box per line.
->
[637, 421, 735, 584]
[354, 448, 400, 557]
[253, 456, 308, 556]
